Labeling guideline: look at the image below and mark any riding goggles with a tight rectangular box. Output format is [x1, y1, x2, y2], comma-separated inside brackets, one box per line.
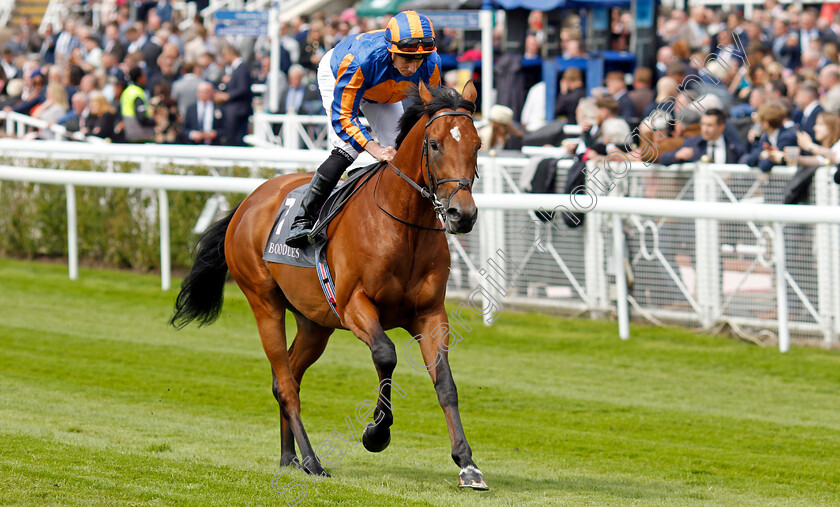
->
[393, 36, 436, 53]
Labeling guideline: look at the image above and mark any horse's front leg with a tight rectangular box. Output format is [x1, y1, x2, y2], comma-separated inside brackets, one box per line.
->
[409, 310, 488, 490]
[344, 292, 398, 453]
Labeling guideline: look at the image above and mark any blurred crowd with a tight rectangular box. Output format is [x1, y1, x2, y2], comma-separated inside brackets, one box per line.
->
[1, 0, 840, 171]
[0, 3, 383, 144]
[500, 1, 840, 176]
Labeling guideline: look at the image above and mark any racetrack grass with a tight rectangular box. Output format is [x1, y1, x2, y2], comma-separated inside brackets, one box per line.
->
[1, 258, 839, 506]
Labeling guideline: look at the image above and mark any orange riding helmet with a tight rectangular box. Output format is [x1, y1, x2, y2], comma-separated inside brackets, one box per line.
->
[384, 11, 436, 56]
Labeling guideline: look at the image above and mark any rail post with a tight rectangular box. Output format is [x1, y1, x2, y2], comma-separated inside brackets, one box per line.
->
[159, 189, 171, 291]
[65, 184, 78, 281]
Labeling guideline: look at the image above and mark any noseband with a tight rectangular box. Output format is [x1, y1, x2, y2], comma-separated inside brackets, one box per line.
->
[385, 110, 478, 227]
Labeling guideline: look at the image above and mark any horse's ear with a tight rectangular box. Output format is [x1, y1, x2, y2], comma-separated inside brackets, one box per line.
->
[461, 80, 477, 103]
[419, 81, 434, 104]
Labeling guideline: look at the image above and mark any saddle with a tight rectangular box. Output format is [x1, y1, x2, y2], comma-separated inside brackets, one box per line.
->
[262, 162, 383, 318]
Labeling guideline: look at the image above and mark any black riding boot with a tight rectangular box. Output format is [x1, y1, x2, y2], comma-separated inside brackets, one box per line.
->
[286, 149, 352, 248]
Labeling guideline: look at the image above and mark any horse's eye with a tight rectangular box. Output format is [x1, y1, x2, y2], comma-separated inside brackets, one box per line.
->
[429, 140, 439, 151]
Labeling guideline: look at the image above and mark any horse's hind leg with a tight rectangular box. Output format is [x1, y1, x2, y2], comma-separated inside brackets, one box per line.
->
[344, 293, 398, 453]
[273, 370, 298, 467]
[277, 315, 333, 468]
[242, 287, 328, 477]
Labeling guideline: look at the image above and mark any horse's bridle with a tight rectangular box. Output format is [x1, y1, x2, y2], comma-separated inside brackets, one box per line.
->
[385, 110, 478, 225]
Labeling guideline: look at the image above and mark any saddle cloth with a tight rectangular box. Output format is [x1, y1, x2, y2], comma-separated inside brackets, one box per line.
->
[262, 162, 381, 267]
[262, 162, 383, 319]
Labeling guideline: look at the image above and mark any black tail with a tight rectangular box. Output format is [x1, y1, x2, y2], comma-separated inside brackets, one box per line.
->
[170, 203, 241, 329]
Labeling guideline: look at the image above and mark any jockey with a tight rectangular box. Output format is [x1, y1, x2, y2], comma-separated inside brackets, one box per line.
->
[286, 10, 442, 248]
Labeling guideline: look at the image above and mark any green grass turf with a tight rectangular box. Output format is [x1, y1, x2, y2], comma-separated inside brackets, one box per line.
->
[1, 257, 840, 506]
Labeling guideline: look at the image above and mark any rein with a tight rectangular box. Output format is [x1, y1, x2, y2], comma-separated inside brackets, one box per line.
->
[379, 109, 478, 231]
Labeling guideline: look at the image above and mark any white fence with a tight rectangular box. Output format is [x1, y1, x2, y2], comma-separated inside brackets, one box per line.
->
[249, 113, 496, 150]
[251, 113, 367, 150]
[2, 146, 840, 353]
[0, 111, 96, 143]
[0, 137, 381, 173]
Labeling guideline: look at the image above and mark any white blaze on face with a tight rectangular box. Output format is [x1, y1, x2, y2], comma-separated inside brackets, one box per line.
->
[450, 126, 461, 142]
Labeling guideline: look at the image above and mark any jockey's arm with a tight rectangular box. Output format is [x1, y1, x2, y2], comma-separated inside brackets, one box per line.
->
[365, 141, 397, 162]
[331, 55, 376, 154]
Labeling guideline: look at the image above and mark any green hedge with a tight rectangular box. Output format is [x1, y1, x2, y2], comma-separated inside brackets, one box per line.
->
[0, 159, 272, 272]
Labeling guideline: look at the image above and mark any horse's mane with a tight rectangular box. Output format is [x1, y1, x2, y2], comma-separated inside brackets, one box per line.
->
[395, 86, 476, 149]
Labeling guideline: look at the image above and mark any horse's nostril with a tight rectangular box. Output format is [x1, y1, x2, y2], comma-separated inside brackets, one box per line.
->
[447, 208, 462, 222]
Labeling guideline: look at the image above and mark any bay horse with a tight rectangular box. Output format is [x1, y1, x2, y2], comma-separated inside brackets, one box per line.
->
[171, 81, 488, 489]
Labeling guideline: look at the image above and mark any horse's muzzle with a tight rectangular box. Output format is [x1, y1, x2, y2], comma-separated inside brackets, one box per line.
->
[445, 203, 478, 234]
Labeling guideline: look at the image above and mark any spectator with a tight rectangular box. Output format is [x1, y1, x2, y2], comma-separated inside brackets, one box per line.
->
[16, 17, 42, 54]
[99, 51, 122, 80]
[479, 104, 522, 151]
[794, 82, 823, 141]
[626, 111, 674, 164]
[30, 83, 69, 139]
[214, 44, 252, 146]
[656, 46, 674, 79]
[150, 80, 180, 144]
[9, 69, 46, 115]
[820, 65, 840, 113]
[699, 59, 735, 108]
[562, 38, 585, 59]
[520, 81, 546, 133]
[680, 6, 711, 52]
[103, 22, 127, 62]
[278, 64, 321, 115]
[149, 53, 178, 91]
[300, 23, 327, 72]
[574, 96, 624, 153]
[1, 49, 18, 80]
[83, 37, 103, 69]
[154, 0, 173, 24]
[171, 62, 202, 118]
[120, 67, 156, 142]
[78, 73, 98, 95]
[744, 100, 798, 172]
[105, 73, 127, 108]
[56, 91, 89, 132]
[184, 25, 212, 64]
[5, 28, 28, 56]
[798, 10, 824, 54]
[629, 67, 656, 118]
[523, 34, 540, 59]
[183, 81, 223, 144]
[199, 51, 223, 84]
[278, 22, 301, 65]
[714, 29, 748, 73]
[765, 79, 787, 102]
[125, 25, 147, 56]
[555, 68, 586, 122]
[770, 17, 801, 69]
[0, 77, 23, 109]
[142, 29, 166, 76]
[54, 20, 81, 64]
[659, 109, 744, 165]
[642, 76, 679, 119]
[790, 112, 840, 166]
[39, 24, 56, 64]
[589, 117, 632, 160]
[0, 65, 7, 101]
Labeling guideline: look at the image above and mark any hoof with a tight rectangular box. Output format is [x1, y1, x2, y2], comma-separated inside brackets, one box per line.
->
[280, 455, 300, 468]
[458, 465, 489, 490]
[362, 426, 391, 453]
[301, 460, 330, 478]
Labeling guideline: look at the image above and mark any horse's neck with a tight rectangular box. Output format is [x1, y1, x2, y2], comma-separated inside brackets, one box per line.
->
[377, 138, 439, 231]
